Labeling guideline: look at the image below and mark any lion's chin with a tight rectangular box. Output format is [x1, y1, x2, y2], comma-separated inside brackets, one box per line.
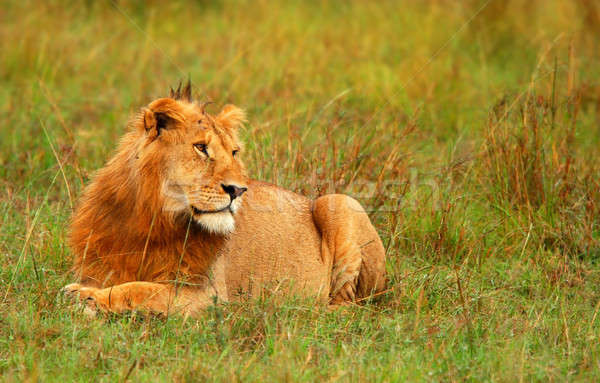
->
[193, 210, 235, 235]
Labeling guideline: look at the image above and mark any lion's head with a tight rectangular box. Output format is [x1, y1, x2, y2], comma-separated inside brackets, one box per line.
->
[130, 86, 248, 235]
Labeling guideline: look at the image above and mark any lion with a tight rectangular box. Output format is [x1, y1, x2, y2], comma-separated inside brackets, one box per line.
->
[64, 82, 387, 316]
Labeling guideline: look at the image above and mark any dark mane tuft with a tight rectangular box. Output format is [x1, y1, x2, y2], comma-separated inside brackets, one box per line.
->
[169, 79, 192, 101]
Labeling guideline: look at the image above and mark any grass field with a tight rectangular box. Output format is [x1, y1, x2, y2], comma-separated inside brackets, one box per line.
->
[2, 0, 600, 381]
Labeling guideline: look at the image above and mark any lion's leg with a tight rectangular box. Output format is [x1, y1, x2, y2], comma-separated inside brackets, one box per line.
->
[63, 281, 217, 316]
[312, 194, 387, 304]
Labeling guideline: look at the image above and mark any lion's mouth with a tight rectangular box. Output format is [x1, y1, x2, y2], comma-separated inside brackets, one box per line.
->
[191, 205, 232, 215]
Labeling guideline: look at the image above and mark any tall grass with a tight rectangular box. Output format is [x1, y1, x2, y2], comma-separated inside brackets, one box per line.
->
[1, 0, 600, 381]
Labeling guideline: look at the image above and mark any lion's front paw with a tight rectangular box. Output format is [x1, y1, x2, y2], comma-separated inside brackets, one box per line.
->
[63, 283, 84, 296]
[62, 283, 101, 317]
[62, 283, 96, 299]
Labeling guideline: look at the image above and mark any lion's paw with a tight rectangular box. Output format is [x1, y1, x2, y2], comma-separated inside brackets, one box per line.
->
[62, 283, 101, 317]
[62, 283, 83, 296]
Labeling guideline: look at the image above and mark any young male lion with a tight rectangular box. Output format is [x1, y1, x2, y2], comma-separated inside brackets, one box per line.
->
[64, 83, 386, 316]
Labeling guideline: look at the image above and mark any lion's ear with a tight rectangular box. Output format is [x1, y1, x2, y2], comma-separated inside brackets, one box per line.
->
[215, 104, 246, 131]
[143, 109, 174, 139]
[143, 99, 183, 139]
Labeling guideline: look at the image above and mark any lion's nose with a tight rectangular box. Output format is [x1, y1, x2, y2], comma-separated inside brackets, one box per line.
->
[221, 184, 247, 200]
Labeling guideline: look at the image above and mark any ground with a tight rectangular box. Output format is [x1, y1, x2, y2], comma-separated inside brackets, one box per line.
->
[1, 0, 600, 381]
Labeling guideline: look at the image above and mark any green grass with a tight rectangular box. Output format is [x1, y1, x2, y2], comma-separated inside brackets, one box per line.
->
[2, 0, 600, 381]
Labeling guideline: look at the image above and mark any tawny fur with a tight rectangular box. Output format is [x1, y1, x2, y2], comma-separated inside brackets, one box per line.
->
[65, 92, 386, 316]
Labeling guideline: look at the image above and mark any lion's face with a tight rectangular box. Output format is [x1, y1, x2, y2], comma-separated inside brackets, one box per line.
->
[138, 98, 248, 235]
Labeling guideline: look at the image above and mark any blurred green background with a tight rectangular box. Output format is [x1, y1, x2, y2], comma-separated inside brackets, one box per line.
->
[1, 0, 600, 381]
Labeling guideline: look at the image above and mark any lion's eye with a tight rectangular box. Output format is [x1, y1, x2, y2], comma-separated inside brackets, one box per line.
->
[193, 143, 208, 157]
[232, 149, 239, 157]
